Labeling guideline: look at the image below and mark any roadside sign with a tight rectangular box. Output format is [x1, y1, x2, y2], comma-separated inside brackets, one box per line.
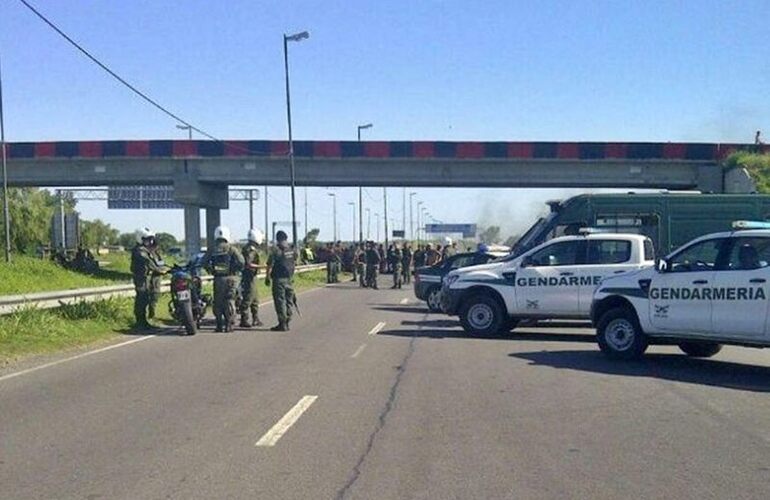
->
[392, 230, 405, 238]
[107, 186, 183, 209]
[425, 223, 477, 238]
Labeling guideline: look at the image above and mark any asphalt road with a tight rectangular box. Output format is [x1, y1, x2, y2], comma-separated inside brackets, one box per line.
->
[2, 281, 769, 500]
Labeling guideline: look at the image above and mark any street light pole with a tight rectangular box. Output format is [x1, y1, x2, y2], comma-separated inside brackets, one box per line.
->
[357, 123, 372, 244]
[283, 30, 309, 248]
[176, 124, 192, 140]
[328, 193, 337, 241]
[409, 192, 416, 242]
[0, 54, 10, 262]
[417, 201, 423, 244]
[248, 189, 254, 228]
[264, 185, 269, 243]
[348, 201, 356, 242]
[304, 187, 308, 243]
[375, 212, 380, 242]
[383, 187, 389, 248]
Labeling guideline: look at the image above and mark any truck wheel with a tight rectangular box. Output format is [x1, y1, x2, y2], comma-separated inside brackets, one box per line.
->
[678, 342, 722, 358]
[596, 307, 648, 359]
[459, 294, 505, 336]
[426, 287, 443, 312]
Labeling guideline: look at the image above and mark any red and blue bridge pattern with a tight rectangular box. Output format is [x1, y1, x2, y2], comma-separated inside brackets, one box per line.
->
[7, 140, 767, 161]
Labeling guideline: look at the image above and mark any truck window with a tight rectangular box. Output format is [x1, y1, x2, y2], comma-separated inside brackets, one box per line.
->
[668, 238, 726, 273]
[724, 237, 770, 270]
[595, 214, 660, 241]
[644, 239, 655, 261]
[587, 240, 632, 264]
[527, 241, 584, 267]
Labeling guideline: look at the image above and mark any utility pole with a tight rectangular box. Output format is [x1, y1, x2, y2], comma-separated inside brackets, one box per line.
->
[0, 53, 10, 262]
[383, 187, 389, 248]
[328, 192, 337, 241]
[409, 192, 416, 242]
[248, 189, 254, 229]
[375, 213, 380, 242]
[264, 185, 269, 243]
[283, 30, 310, 248]
[304, 187, 308, 243]
[357, 123, 372, 244]
[402, 188, 406, 237]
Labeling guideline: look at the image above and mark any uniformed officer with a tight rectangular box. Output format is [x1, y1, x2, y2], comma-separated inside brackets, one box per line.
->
[324, 243, 334, 284]
[265, 230, 296, 331]
[331, 242, 342, 283]
[240, 228, 265, 328]
[391, 245, 404, 289]
[130, 227, 167, 329]
[401, 244, 413, 284]
[348, 245, 358, 282]
[204, 226, 245, 332]
[147, 236, 166, 320]
[355, 243, 366, 287]
[365, 241, 381, 289]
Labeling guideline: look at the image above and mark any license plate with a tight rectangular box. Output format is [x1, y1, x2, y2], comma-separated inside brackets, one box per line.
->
[176, 290, 191, 301]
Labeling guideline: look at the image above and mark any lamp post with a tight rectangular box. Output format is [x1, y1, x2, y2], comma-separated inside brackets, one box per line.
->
[283, 30, 310, 248]
[176, 124, 192, 140]
[327, 192, 337, 241]
[409, 192, 417, 241]
[366, 208, 371, 239]
[416, 201, 424, 244]
[383, 187, 389, 248]
[0, 54, 10, 262]
[348, 201, 356, 242]
[357, 123, 372, 244]
[374, 212, 380, 242]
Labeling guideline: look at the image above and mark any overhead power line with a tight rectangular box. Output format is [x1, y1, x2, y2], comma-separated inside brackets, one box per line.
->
[15, 0, 278, 156]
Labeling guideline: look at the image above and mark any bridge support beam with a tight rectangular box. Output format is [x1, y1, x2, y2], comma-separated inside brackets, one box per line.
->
[205, 208, 221, 251]
[183, 205, 201, 257]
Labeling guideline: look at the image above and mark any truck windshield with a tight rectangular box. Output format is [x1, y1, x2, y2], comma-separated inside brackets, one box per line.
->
[509, 213, 557, 257]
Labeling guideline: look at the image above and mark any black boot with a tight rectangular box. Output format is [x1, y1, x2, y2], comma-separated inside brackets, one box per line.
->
[270, 323, 288, 332]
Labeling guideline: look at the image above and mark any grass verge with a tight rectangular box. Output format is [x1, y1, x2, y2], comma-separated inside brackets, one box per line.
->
[0, 270, 331, 365]
[0, 255, 133, 296]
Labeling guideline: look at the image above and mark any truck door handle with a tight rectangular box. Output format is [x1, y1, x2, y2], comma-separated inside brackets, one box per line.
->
[560, 272, 573, 276]
[692, 280, 708, 285]
[750, 278, 766, 283]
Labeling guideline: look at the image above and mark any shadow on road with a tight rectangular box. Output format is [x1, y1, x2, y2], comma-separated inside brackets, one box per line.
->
[510, 350, 770, 392]
[380, 326, 597, 343]
[372, 306, 430, 314]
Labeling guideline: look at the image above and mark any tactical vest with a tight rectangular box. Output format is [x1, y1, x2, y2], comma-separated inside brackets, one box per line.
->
[211, 248, 234, 277]
[271, 245, 295, 279]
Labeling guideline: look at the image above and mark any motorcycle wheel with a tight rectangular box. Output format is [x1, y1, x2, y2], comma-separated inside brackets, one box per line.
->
[181, 301, 197, 335]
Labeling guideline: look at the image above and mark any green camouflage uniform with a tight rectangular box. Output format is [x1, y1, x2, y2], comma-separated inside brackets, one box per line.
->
[267, 242, 296, 329]
[331, 248, 341, 283]
[205, 240, 245, 332]
[130, 244, 166, 327]
[391, 248, 404, 289]
[365, 247, 381, 289]
[240, 241, 262, 327]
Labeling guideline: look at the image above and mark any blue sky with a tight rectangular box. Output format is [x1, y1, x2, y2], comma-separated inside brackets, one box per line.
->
[2, 0, 768, 240]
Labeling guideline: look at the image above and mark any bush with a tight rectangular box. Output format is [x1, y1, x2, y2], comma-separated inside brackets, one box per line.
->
[724, 152, 770, 193]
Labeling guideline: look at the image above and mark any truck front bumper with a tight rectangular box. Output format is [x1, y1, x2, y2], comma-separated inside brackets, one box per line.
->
[441, 285, 463, 315]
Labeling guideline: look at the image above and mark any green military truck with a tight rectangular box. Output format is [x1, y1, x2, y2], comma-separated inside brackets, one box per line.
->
[512, 193, 770, 257]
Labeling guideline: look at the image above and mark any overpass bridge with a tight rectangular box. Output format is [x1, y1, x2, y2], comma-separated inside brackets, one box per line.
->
[5, 139, 764, 251]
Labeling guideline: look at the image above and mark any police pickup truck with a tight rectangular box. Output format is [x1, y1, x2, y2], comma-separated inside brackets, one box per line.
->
[442, 232, 654, 336]
[592, 222, 770, 359]
[414, 247, 509, 311]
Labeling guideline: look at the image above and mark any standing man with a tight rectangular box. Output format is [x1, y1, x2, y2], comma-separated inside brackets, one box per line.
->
[402, 243, 413, 284]
[130, 227, 167, 330]
[204, 226, 244, 332]
[240, 229, 265, 328]
[356, 243, 366, 287]
[391, 244, 404, 289]
[413, 244, 425, 269]
[331, 242, 342, 283]
[324, 243, 334, 284]
[265, 230, 296, 331]
[365, 241, 381, 289]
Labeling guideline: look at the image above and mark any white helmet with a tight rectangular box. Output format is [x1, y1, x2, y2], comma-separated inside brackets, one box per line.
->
[214, 225, 231, 243]
[135, 227, 155, 244]
[247, 228, 265, 244]
[443, 236, 453, 245]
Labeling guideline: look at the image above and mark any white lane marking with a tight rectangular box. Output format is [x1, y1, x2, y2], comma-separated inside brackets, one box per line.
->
[0, 335, 156, 383]
[256, 395, 318, 447]
[368, 321, 386, 336]
[0, 286, 328, 384]
[399, 298, 409, 305]
[351, 344, 367, 358]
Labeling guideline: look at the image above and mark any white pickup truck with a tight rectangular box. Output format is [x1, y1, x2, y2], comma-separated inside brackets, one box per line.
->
[441, 232, 655, 336]
[592, 225, 770, 359]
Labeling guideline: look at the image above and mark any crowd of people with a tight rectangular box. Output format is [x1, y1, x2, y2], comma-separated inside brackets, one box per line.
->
[316, 240, 460, 289]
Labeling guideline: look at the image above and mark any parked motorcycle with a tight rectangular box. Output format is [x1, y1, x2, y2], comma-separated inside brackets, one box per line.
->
[168, 253, 210, 335]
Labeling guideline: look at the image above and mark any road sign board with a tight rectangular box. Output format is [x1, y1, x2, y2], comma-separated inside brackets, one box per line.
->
[425, 223, 477, 238]
[107, 186, 183, 209]
[392, 230, 405, 238]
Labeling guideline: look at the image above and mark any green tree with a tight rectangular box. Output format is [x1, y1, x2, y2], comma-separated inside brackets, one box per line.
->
[0, 188, 73, 254]
[303, 228, 320, 246]
[478, 225, 501, 244]
[154, 232, 178, 252]
[118, 232, 136, 250]
[80, 219, 119, 250]
[725, 152, 770, 193]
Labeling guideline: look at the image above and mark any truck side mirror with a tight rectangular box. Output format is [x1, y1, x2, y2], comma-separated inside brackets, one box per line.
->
[656, 258, 668, 273]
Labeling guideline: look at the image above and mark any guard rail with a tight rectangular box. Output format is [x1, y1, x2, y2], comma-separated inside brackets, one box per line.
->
[0, 264, 326, 316]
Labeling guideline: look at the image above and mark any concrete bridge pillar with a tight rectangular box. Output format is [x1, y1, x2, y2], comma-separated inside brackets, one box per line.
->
[205, 208, 221, 251]
[183, 205, 201, 257]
